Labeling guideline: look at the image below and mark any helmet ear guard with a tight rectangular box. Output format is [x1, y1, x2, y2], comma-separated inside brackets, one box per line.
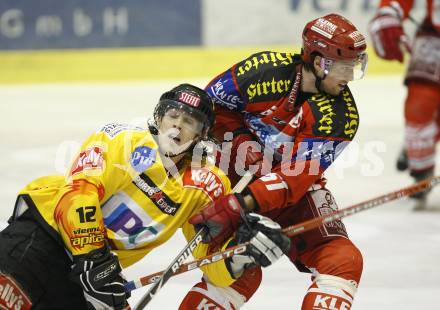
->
[319, 57, 331, 77]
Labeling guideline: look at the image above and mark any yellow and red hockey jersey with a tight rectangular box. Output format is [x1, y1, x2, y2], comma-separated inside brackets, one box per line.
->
[15, 123, 236, 286]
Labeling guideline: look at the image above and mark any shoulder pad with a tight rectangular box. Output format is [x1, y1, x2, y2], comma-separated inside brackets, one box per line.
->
[307, 88, 359, 140]
[234, 51, 295, 79]
[183, 167, 227, 201]
[206, 69, 246, 111]
[234, 52, 298, 104]
[99, 123, 146, 139]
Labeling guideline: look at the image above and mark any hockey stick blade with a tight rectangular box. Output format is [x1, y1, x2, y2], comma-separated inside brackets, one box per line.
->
[126, 176, 440, 292]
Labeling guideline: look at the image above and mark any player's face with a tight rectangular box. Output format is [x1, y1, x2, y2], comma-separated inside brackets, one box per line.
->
[320, 73, 349, 96]
[316, 54, 368, 96]
[158, 108, 203, 156]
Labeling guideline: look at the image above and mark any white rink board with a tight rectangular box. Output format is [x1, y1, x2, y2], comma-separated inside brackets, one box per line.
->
[202, 0, 426, 46]
[1, 77, 440, 309]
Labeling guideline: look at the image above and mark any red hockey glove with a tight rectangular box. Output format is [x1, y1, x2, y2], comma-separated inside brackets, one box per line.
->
[189, 193, 246, 244]
[369, 9, 411, 62]
[232, 133, 265, 177]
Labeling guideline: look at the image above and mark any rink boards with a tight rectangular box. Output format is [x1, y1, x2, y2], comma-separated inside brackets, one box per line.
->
[0, 0, 412, 84]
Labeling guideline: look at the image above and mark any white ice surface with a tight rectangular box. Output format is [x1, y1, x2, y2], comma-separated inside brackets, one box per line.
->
[1, 76, 439, 309]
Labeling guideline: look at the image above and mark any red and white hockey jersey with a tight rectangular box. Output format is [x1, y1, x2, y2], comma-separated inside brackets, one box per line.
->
[206, 52, 360, 213]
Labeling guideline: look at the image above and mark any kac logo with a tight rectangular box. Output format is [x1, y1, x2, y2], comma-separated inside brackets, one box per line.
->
[130, 146, 156, 173]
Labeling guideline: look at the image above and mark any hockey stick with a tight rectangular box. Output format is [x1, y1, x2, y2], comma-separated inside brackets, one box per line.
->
[127, 176, 440, 292]
[133, 172, 254, 309]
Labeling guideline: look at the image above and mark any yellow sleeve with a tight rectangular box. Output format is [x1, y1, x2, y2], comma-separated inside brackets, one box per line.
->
[181, 166, 235, 287]
[181, 222, 236, 287]
[54, 126, 156, 256]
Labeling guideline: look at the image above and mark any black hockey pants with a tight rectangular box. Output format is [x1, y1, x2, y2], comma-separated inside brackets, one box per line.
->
[0, 210, 88, 310]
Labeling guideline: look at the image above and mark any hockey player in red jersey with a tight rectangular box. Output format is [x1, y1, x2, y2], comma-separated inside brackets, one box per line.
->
[0, 84, 289, 310]
[182, 14, 367, 309]
[369, 0, 440, 209]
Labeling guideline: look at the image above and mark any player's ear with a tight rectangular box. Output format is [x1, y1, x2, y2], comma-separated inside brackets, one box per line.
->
[313, 56, 325, 78]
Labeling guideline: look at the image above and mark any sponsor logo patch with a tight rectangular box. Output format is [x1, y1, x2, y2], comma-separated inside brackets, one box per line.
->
[313, 294, 351, 309]
[313, 190, 348, 237]
[133, 174, 181, 215]
[101, 191, 166, 247]
[183, 168, 225, 201]
[342, 90, 359, 139]
[348, 31, 366, 47]
[235, 52, 294, 77]
[312, 94, 337, 135]
[100, 123, 145, 139]
[311, 18, 337, 39]
[70, 226, 106, 249]
[294, 138, 348, 170]
[246, 78, 292, 102]
[70, 146, 105, 176]
[208, 73, 244, 110]
[130, 146, 157, 173]
[0, 273, 32, 310]
[308, 90, 358, 140]
[179, 92, 200, 107]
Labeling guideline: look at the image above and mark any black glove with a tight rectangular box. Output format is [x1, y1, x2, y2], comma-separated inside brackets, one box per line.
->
[227, 213, 291, 277]
[70, 245, 130, 310]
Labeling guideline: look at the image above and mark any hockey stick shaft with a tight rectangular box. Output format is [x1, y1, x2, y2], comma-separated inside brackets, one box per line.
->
[284, 176, 439, 237]
[133, 227, 205, 309]
[127, 176, 440, 291]
[133, 172, 254, 309]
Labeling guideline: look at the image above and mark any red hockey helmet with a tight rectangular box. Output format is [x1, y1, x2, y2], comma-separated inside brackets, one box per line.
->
[302, 13, 367, 62]
[302, 14, 368, 80]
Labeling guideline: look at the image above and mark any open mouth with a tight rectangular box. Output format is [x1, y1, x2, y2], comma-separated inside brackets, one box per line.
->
[167, 133, 181, 143]
[338, 83, 347, 88]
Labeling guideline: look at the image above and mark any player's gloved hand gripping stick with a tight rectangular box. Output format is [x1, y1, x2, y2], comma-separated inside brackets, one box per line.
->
[126, 175, 440, 293]
[133, 173, 254, 309]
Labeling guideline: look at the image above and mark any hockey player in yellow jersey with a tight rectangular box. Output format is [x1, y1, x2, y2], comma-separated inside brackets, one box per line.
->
[0, 84, 289, 310]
